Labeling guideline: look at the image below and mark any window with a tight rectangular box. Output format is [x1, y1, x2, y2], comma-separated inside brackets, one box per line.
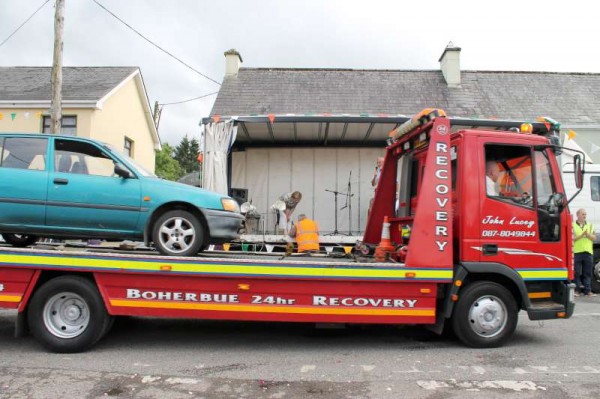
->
[485, 145, 533, 206]
[591, 176, 600, 201]
[124, 137, 134, 157]
[42, 115, 77, 135]
[0, 137, 47, 171]
[55, 139, 118, 177]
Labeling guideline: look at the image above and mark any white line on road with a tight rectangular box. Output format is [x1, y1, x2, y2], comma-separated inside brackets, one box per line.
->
[300, 365, 316, 373]
[417, 380, 546, 392]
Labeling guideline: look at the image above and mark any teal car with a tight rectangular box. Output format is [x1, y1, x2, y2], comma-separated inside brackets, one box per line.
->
[0, 133, 243, 256]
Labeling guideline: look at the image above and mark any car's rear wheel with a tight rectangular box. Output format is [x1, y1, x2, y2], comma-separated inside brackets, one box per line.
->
[152, 210, 204, 257]
[2, 233, 39, 247]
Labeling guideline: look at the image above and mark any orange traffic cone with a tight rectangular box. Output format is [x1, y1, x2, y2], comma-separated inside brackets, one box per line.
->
[374, 216, 395, 261]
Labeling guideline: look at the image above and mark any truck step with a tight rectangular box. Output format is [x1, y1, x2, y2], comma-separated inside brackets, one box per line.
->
[528, 300, 565, 311]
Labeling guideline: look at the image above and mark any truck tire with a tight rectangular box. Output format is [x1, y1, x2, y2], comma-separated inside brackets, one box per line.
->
[27, 276, 109, 353]
[592, 261, 600, 294]
[152, 210, 204, 257]
[452, 281, 518, 348]
[2, 233, 38, 247]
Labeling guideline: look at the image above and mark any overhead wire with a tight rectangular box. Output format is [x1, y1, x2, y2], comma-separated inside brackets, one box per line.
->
[91, 0, 221, 86]
[159, 92, 219, 106]
[0, 0, 52, 49]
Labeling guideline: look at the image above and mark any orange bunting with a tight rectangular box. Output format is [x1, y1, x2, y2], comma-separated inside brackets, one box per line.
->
[567, 129, 577, 140]
[268, 113, 275, 124]
[197, 152, 203, 163]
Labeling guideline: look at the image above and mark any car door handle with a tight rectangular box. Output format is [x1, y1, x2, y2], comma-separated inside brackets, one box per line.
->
[482, 244, 498, 255]
[53, 178, 69, 185]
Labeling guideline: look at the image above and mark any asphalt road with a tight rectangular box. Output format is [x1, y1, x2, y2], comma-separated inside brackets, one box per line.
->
[1, 296, 599, 399]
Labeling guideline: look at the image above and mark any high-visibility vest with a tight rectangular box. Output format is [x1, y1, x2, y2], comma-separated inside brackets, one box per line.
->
[296, 219, 319, 253]
[573, 221, 594, 254]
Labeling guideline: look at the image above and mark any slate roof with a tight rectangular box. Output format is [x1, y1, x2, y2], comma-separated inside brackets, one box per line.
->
[211, 68, 600, 125]
[0, 66, 139, 102]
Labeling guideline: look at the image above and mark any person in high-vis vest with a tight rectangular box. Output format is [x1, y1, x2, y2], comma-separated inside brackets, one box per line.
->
[289, 214, 320, 253]
[573, 208, 597, 297]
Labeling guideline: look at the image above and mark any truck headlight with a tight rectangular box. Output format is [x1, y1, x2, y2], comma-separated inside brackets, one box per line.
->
[221, 198, 240, 212]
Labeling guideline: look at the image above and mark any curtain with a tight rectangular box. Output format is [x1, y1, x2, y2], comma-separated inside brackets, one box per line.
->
[203, 121, 237, 195]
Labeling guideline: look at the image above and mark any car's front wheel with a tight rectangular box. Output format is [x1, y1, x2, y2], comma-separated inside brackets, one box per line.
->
[152, 210, 204, 257]
[2, 233, 39, 247]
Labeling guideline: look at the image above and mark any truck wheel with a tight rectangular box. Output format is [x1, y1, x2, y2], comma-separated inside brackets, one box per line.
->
[452, 281, 518, 348]
[592, 261, 600, 294]
[152, 210, 204, 256]
[27, 276, 109, 353]
[2, 233, 38, 247]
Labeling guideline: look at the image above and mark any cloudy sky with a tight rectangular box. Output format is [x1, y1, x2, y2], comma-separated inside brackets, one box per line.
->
[1, 0, 598, 146]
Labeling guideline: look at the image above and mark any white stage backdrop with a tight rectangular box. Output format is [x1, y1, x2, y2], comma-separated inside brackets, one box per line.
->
[231, 147, 383, 235]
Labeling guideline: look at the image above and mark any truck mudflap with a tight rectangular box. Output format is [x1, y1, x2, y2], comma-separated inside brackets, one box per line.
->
[526, 281, 575, 321]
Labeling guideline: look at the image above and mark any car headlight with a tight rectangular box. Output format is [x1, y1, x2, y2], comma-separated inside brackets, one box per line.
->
[221, 198, 240, 212]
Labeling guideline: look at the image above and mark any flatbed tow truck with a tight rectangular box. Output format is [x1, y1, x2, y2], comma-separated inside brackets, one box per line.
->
[0, 109, 580, 352]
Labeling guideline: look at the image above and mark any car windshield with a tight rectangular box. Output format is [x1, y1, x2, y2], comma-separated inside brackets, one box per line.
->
[104, 144, 156, 177]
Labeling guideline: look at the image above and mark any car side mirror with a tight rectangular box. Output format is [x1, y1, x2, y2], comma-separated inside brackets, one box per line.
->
[549, 192, 566, 214]
[114, 163, 133, 178]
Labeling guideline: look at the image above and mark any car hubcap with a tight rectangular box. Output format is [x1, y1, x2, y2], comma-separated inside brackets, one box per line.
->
[159, 217, 196, 253]
[468, 295, 507, 338]
[43, 293, 89, 338]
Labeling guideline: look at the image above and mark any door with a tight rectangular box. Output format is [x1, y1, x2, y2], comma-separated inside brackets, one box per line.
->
[0, 136, 49, 229]
[478, 142, 566, 268]
[46, 138, 142, 236]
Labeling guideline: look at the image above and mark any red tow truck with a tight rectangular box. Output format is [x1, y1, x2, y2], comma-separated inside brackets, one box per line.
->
[0, 109, 580, 352]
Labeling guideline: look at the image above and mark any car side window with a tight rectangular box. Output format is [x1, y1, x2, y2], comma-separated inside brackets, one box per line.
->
[0, 137, 47, 171]
[55, 139, 118, 177]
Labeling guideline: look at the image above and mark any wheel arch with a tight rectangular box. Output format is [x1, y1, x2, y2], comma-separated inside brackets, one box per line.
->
[444, 262, 530, 319]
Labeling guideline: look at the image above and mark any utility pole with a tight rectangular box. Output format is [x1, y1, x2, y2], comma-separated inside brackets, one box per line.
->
[153, 101, 163, 129]
[50, 0, 65, 134]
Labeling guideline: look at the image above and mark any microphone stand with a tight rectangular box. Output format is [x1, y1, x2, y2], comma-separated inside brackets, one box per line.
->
[339, 171, 354, 235]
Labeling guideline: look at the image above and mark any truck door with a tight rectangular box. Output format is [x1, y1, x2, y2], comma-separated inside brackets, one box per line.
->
[478, 143, 566, 268]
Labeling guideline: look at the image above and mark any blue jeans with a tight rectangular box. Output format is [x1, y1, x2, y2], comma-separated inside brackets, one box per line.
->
[574, 252, 593, 295]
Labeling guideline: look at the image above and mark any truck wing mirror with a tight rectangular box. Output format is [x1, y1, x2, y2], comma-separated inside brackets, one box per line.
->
[574, 154, 583, 189]
[114, 163, 133, 178]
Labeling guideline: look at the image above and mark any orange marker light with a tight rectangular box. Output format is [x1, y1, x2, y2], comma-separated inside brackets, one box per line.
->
[451, 294, 459, 302]
[143, 196, 151, 202]
[420, 288, 431, 294]
[557, 312, 566, 318]
[238, 284, 250, 291]
[455, 280, 462, 287]
[405, 272, 416, 278]
[160, 265, 172, 271]
[520, 123, 533, 134]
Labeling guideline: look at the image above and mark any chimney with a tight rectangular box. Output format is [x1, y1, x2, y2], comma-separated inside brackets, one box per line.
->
[224, 49, 243, 76]
[438, 42, 461, 88]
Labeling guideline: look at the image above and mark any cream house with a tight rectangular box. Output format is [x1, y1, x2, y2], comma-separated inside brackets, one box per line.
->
[0, 66, 160, 171]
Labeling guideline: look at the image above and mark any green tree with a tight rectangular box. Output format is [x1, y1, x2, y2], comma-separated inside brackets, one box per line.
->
[174, 135, 200, 174]
[155, 143, 184, 181]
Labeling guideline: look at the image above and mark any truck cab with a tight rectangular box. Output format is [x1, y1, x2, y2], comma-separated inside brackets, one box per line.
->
[361, 109, 576, 346]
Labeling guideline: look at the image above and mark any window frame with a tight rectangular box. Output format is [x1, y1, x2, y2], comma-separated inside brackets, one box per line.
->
[42, 115, 78, 136]
[124, 136, 134, 157]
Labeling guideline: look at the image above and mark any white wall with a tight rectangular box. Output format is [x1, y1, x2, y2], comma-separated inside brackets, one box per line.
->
[231, 147, 384, 234]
